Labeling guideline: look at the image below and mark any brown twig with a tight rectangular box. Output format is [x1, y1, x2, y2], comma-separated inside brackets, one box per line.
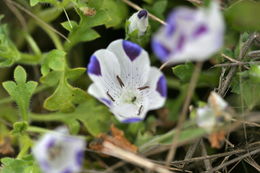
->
[121, 0, 167, 25]
[217, 33, 258, 96]
[200, 139, 213, 171]
[204, 148, 260, 173]
[4, 0, 27, 30]
[212, 61, 260, 68]
[165, 61, 203, 166]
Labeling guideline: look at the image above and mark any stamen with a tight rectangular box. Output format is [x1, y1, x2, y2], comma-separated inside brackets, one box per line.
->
[137, 105, 143, 116]
[116, 75, 125, 88]
[138, 86, 149, 90]
[106, 91, 115, 102]
[131, 96, 137, 103]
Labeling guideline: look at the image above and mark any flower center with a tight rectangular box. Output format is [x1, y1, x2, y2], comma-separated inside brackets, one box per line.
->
[119, 89, 139, 104]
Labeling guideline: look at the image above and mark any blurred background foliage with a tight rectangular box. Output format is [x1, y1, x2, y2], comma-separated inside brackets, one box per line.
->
[0, 0, 259, 172]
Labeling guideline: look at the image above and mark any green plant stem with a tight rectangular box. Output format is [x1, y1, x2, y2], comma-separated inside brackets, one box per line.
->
[18, 52, 40, 65]
[16, 135, 32, 159]
[41, 25, 64, 51]
[25, 34, 42, 56]
[27, 126, 52, 134]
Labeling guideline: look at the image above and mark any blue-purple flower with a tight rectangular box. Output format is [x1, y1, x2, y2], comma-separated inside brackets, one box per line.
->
[128, 10, 149, 36]
[87, 39, 167, 123]
[152, 1, 224, 64]
[32, 127, 86, 173]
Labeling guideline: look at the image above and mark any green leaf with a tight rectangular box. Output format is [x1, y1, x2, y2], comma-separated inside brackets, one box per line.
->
[1, 155, 41, 173]
[33, 100, 113, 136]
[101, 0, 128, 28]
[0, 17, 21, 67]
[41, 50, 66, 76]
[61, 20, 78, 32]
[225, 0, 260, 31]
[172, 63, 220, 87]
[43, 79, 88, 112]
[2, 66, 38, 121]
[14, 66, 27, 84]
[231, 65, 260, 110]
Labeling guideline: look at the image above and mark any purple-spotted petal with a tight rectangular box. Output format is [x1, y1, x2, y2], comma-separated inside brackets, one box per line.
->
[152, 1, 224, 64]
[137, 10, 148, 19]
[62, 168, 72, 173]
[87, 55, 101, 76]
[75, 150, 84, 166]
[156, 76, 167, 97]
[151, 40, 171, 62]
[32, 127, 86, 173]
[122, 117, 143, 123]
[100, 98, 112, 107]
[192, 24, 208, 38]
[122, 40, 141, 61]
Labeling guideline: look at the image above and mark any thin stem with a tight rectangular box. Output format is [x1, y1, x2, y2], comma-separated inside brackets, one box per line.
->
[27, 126, 52, 134]
[121, 0, 167, 26]
[165, 61, 203, 166]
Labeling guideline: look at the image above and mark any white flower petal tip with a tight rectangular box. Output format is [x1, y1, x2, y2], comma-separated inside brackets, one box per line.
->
[128, 9, 149, 36]
[32, 127, 86, 173]
[87, 39, 167, 123]
[196, 92, 231, 132]
[196, 106, 216, 132]
[152, 1, 225, 64]
[208, 91, 228, 110]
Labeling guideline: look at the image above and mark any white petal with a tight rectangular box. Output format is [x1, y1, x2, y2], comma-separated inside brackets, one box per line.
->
[144, 67, 167, 110]
[107, 39, 150, 89]
[196, 106, 216, 132]
[128, 10, 148, 35]
[87, 49, 122, 100]
[208, 91, 228, 111]
[88, 84, 113, 107]
[32, 127, 85, 173]
[111, 100, 149, 123]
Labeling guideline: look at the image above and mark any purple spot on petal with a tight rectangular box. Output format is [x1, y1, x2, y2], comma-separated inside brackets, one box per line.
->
[152, 40, 171, 62]
[176, 34, 186, 51]
[166, 22, 176, 36]
[46, 138, 55, 149]
[39, 160, 50, 171]
[156, 75, 167, 97]
[137, 10, 148, 19]
[100, 98, 112, 107]
[122, 118, 142, 123]
[193, 25, 208, 38]
[87, 55, 102, 76]
[122, 40, 141, 61]
[75, 150, 84, 166]
[62, 168, 72, 173]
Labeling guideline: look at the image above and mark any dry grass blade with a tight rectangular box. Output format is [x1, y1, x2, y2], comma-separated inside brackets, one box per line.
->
[102, 142, 173, 173]
[165, 61, 203, 166]
[204, 148, 260, 173]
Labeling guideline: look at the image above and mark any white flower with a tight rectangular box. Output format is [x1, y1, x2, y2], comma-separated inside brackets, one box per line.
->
[87, 39, 167, 123]
[196, 91, 229, 132]
[152, 1, 225, 64]
[128, 9, 149, 36]
[32, 127, 86, 173]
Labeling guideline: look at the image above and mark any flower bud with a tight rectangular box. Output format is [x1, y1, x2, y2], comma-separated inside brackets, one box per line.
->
[128, 10, 149, 36]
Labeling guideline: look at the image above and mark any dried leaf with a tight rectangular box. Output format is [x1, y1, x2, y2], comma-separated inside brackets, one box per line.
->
[208, 130, 225, 148]
[89, 124, 138, 153]
[0, 137, 14, 155]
